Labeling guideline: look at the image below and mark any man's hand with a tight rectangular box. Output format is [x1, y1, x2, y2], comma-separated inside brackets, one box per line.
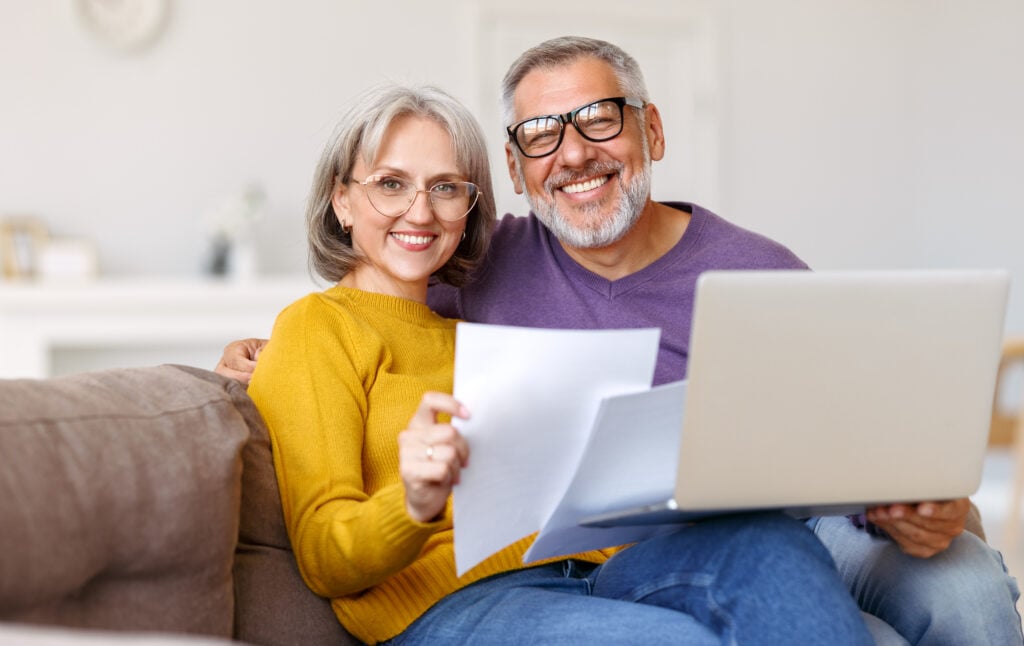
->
[214, 338, 268, 385]
[865, 498, 969, 558]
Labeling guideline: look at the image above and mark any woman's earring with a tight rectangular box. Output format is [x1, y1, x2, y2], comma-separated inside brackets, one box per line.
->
[461, 231, 466, 241]
[341, 221, 351, 235]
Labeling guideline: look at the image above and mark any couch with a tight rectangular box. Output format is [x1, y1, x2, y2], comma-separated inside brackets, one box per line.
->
[0, 364, 989, 645]
[0, 365, 356, 645]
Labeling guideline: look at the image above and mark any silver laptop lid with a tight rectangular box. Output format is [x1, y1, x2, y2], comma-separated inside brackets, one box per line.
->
[675, 269, 1009, 511]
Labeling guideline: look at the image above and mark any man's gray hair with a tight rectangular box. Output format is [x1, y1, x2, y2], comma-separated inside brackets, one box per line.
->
[500, 36, 650, 127]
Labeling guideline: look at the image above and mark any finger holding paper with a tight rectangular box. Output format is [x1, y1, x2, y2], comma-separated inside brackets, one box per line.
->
[399, 391, 471, 523]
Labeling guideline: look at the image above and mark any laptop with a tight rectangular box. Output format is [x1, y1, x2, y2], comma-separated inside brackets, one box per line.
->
[581, 269, 1010, 527]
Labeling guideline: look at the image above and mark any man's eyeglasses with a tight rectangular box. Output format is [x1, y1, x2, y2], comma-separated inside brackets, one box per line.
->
[349, 175, 480, 222]
[506, 96, 646, 159]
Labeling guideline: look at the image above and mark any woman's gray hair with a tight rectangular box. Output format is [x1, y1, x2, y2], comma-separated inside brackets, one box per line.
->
[500, 36, 650, 128]
[307, 84, 496, 286]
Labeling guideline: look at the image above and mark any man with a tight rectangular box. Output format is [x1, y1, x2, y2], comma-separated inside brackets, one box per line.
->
[219, 36, 1021, 644]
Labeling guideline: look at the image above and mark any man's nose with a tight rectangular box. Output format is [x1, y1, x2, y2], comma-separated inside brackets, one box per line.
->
[555, 123, 596, 167]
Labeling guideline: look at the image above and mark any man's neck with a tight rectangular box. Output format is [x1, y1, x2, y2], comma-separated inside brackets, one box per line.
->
[559, 201, 691, 281]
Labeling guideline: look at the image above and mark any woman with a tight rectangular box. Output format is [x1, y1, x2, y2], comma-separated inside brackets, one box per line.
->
[248, 84, 606, 642]
[249, 84, 873, 646]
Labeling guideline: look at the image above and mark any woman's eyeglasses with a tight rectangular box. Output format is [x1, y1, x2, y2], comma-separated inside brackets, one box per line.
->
[349, 175, 480, 222]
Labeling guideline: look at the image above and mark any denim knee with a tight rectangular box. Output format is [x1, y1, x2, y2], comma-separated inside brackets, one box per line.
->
[900, 532, 1022, 644]
[813, 514, 1024, 644]
[722, 512, 837, 567]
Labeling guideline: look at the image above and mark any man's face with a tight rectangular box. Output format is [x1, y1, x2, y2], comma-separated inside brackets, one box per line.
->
[505, 57, 664, 249]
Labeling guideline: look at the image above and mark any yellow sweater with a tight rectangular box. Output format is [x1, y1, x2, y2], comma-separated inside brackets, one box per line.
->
[248, 286, 611, 644]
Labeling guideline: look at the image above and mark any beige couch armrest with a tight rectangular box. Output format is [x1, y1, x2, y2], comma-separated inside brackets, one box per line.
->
[0, 365, 250, 638]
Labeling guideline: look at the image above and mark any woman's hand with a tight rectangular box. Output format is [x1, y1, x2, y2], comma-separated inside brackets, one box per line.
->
[398, 392, 471, 523]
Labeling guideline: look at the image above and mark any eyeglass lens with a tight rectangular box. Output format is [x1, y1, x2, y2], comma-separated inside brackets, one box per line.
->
[362, 176, 479, 221]
[513, 98, 626, 158]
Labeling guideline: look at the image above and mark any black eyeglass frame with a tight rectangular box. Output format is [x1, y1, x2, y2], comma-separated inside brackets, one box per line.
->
[506, 96, 646, 159]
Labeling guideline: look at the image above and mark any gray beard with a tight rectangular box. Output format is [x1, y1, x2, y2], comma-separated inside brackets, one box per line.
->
[517, 154, 652, 250]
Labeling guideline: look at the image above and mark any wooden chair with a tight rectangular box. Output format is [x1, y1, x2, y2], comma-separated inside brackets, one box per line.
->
[997, 337, 1024, 560]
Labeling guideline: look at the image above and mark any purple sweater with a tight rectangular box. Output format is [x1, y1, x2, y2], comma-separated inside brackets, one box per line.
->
[428, 202, 807, 386]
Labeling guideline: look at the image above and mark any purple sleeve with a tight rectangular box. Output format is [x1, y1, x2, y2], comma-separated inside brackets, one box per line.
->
[849, 513, 889, 538]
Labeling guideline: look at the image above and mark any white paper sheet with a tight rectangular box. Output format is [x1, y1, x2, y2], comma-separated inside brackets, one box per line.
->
[451, 323, 660, 575]
[524, 380, 688, 562]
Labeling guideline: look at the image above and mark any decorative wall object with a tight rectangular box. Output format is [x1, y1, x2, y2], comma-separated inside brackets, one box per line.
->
[204, 184, 267, 281]
[0, 217, 49, 280]
[36, 237, 100, 281]
[76, 0, 171, 53]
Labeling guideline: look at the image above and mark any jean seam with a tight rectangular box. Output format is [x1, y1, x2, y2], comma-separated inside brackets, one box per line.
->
[614, 572, 737, 646]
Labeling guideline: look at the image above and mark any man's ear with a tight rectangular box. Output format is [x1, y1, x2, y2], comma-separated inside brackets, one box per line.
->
[644, 102, 666, 162]
[505, 142, 524, 194]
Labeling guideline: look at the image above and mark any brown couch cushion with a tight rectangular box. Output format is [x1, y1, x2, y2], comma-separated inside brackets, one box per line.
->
[0, 365, 249, 638]
[232, 380, 358, 646]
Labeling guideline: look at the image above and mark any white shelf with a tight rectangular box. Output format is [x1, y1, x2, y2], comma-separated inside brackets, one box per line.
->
[0, 276, 320, 378]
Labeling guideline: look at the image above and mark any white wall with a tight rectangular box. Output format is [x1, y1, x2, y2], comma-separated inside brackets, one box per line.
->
[2, 0, 1022, 332]
[1, 0, 486, 277]
[717, 1, 1024, 333]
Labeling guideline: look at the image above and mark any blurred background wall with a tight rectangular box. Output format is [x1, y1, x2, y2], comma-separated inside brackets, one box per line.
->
[2, 0, 1022, 332]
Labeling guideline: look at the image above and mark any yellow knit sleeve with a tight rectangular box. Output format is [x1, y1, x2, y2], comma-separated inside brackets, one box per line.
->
[248, 294, 440, 598]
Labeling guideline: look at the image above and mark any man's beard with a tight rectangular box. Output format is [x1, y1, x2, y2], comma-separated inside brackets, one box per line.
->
[517, 150, 652, 249]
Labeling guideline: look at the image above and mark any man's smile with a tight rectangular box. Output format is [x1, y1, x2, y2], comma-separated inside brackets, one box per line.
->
[561, 175, 611, 194]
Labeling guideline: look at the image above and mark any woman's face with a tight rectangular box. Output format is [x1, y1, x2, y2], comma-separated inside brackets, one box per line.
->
[332, 115, 469, 302]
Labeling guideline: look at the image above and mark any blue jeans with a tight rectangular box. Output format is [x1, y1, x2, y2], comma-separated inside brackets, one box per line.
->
[387, 513, 873, 645]
[810, 516, 1023, 645]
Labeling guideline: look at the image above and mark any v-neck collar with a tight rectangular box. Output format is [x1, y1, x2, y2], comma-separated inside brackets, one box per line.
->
[543, 202, 705, 299]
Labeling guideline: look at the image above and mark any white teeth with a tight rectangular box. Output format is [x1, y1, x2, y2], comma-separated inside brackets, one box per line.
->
[391, 233, 434, 245]
[561, 176, 609, 194]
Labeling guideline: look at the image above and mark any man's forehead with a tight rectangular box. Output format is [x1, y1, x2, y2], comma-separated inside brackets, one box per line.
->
[512, 58, 620, 118]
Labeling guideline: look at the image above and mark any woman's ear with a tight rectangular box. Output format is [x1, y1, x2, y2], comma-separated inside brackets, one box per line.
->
[332, 183, 351, 229]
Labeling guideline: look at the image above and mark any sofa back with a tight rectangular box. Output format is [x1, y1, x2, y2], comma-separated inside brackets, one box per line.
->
[0, 365, 356, 645]
[0, 366, 246, 637]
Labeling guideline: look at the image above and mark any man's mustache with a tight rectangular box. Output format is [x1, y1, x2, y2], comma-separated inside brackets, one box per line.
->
[543, 161, 624, 194]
